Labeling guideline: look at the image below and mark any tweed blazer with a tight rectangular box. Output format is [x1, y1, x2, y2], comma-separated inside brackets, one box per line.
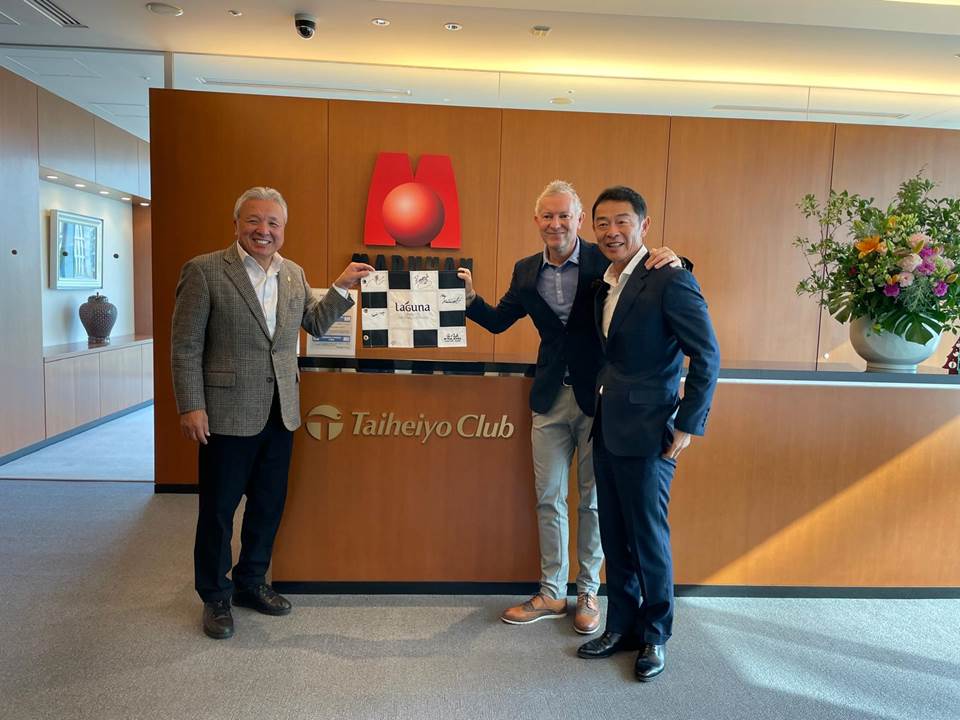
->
[171, 243, 353, 436]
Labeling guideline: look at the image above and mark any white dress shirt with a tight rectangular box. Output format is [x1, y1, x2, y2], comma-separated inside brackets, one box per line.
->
[601, 243, 647, 338]
[237, 242, 284, 339]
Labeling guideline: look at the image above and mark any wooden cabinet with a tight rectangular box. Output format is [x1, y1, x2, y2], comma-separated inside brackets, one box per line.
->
[0, 68, 45, 456]
[94, 117, 139, 195]
[38, 88, 96, 180]
[100, 345, 143, 416]
[37, 88, 148, 197]
[41, 336, 153, 440]
[141, 343, 154, 401]
[44, 354, 100, 438]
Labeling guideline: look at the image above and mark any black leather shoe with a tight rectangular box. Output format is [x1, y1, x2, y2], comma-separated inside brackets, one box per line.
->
[634, 643, 666, 681]
[577, 631, 639, 659]
[233, 583, 292, 616]
[202, 599, 234, 639]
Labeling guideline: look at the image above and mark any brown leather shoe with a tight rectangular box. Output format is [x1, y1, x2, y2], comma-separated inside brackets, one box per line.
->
[500, 593, 567, 625]
[574, 592, 601, 634]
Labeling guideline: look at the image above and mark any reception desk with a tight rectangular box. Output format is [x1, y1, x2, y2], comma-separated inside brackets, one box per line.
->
[272, 359, 960, 593]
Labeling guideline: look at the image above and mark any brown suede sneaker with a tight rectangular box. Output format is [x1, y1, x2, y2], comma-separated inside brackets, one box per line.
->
[500, 593, 567, 625]
[574, 592, 601, 634]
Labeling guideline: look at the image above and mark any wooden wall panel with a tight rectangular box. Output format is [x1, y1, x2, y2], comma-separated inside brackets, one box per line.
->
[673, 382, 960, 586]
[663, 118, 835, 363]
[494, 110, 671, 363]
[0, 68, 45, 455]
[37, 88, 95, 180]
[150, 89, 330, 487]
[820, 125, 960, 371]
[327, 101, 501, 362]
[274, 372, 538, 581]
[94, 118, 139, 195]
[133, 205, 152, 335]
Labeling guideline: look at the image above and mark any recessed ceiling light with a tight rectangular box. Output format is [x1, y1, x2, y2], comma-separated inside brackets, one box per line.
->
[121, 197, 131, 201]
[227, 9, 242, 17]
[371, 18, 390, 27]
[531, 25, 551, 38]
[139, 202, 150, 207]
[146, 3, 183, 17]
[45, 174, 58, 180]
[443, 22, 462, 31]
[549, 97, 574, 105]
[442, 98, 451, 103]
[74, 183, 86, 188]
[99, 190, 110, 195]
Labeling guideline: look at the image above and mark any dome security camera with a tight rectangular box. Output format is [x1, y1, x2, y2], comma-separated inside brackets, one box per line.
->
[294, 12, 317, 39]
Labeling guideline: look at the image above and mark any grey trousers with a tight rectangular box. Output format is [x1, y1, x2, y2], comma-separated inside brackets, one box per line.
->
[531, 386, 603, 599]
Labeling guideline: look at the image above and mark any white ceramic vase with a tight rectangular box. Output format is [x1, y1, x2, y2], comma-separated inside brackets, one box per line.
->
[848, 315, 940, 373]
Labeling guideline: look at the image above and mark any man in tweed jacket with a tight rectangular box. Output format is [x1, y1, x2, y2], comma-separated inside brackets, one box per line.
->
[171, 186, 373, 640]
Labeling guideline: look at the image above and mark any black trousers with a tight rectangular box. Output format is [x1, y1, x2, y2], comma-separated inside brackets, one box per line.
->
[593, 409, 677, 644]
[194, 391, 294, 602]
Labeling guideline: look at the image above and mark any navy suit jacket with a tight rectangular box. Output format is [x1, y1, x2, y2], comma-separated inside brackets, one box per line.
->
[594, 253, 720, 457]
[466, 240, 607, 415]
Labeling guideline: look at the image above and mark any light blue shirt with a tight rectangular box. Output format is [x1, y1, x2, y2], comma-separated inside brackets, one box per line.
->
[537, 238, 581, 325]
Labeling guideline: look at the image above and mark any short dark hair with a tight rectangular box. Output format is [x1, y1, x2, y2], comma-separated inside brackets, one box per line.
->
[592, 186, 647, 221]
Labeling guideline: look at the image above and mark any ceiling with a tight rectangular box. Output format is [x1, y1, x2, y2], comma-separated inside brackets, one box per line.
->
[1, 0, 960, 140]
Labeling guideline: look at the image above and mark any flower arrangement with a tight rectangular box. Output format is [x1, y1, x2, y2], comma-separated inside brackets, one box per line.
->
[794, 174, 960, 344]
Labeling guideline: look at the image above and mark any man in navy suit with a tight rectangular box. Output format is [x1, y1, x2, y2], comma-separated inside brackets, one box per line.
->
[576, 185, 719, 681]
[457, 180, 680, 634]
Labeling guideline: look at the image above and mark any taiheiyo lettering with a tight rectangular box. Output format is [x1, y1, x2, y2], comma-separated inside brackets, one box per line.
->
[351, 411, 514, 443]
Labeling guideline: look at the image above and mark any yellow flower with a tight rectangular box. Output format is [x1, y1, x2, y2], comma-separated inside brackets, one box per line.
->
[855, 236, 881, 257]
[887, 215, 899, 229]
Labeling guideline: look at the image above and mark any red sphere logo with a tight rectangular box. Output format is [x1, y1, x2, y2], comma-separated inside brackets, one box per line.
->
[381, 181, 446, 247]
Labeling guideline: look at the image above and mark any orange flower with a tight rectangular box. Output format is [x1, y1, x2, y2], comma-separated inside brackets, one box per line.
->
[855, 236, 881, 258]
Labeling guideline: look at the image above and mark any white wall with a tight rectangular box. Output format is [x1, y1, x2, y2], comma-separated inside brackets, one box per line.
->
[40, 183, 135, 346]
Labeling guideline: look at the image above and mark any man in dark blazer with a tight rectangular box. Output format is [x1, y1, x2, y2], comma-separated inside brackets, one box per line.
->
[171, 186, 373, 640]
[458, 180, 680, 634]
[576, 186, 719, 681]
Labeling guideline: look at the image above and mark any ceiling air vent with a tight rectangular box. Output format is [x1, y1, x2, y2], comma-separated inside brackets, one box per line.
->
[713, 104, 907, 120]
[21, 0, 87, 28]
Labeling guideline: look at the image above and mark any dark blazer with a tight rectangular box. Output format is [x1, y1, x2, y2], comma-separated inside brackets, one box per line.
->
[466, 239, 607, 415]
[594, 253, 720, 457]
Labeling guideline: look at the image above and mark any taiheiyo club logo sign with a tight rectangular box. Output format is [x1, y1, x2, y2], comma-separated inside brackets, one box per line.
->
[304, 404, 514, 444]
[363, 152, 461, 249]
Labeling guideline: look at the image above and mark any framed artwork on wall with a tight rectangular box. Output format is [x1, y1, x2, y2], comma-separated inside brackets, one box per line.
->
[49, 210, 104, 290]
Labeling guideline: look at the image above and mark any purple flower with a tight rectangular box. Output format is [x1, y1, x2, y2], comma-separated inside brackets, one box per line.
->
[916, 260, 936, 276]
[920, 246, 935, 259]
[934, 281, 949, 297]
[883, 284, 901, 297]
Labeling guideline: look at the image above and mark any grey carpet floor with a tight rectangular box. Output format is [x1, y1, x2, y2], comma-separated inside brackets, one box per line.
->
[0, 406, 154, 481]
[1, 479, 958, 720]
